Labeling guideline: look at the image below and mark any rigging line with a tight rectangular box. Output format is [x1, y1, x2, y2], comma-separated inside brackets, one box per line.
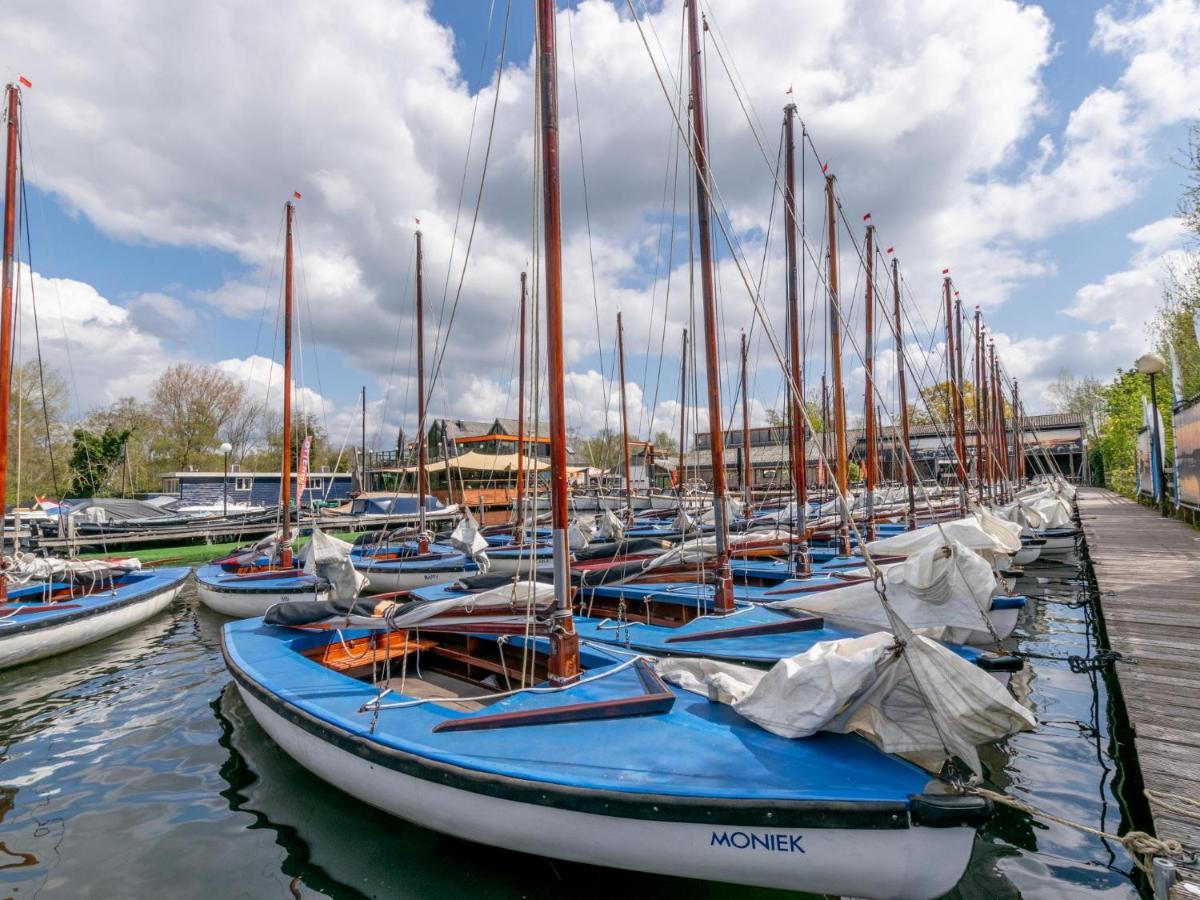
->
[434, 0, 500, 338]
[374, 241, 416, 454]
[426, 0, 512, 409]
[566, 10, 611, 438]
[291, 219, 331, 437]
[638, 19, 688, 445]
[18, 145, 62, 500]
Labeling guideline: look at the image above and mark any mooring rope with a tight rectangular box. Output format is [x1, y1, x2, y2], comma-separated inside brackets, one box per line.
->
[969, 786, 1191, 876]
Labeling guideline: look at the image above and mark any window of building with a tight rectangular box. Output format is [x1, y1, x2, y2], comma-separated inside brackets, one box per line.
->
[163, 478, 180, 493]
[308, 477, 325, 492]
[762, 469, 777, 481]
[234, 477, 253, 491]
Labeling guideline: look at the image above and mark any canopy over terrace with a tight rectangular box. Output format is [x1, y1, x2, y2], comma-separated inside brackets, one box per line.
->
[376, 450, 592, 476]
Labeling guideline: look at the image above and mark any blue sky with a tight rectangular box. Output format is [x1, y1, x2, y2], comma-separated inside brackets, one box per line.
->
[4, 0, 1199, 444]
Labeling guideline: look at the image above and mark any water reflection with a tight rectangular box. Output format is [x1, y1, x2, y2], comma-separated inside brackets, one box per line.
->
[0, 561, 1154, 899]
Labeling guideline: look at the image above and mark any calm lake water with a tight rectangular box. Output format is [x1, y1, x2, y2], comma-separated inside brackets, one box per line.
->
[0, 555, 1151, 899]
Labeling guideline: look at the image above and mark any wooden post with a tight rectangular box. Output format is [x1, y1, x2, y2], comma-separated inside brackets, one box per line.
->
[515, 272, 527, 531]
[943, 278, 967, 512]
[536, 0, 580, 682]
[740, 331, 753, 516]
[677, 328, 688, 489]
[1013, 379, 1023, 484]
[279, 201, 295, 568]
[686, 0, 734, 611]
[617, 312, 634, 524]
[863, 224, 876, 538]
[415, 229, 430, 553]
[826, 177, 851, 556]
[782, 104, 808, 557]
[0, 85, 18, 589]
[891, 258, 916, 529]
[973, 307, 983, 499]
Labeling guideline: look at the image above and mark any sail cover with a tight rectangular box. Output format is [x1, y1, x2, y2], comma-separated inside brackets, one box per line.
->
[864, 511, 1021, 562]
[300, 527, 367, 600]
[450, 512, 491, 570]
[768, 539, 998, 638]
[657, 619, 1035, 774]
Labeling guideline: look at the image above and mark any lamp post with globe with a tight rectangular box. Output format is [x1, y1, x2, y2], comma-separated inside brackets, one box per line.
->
[1135, 353, 1168, 514]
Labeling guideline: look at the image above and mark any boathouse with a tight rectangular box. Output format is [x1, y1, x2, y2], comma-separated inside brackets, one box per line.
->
[158, 469, 354, 507]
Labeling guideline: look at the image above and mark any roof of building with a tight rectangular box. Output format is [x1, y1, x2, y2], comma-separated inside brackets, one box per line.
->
[161, 470, 352, 479]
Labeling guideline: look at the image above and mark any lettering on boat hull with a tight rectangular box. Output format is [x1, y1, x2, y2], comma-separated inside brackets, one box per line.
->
[710, 831, 805, 853]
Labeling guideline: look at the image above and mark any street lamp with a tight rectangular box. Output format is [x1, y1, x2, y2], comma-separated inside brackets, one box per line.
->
[219, 442, 233, 517]
[1135, 353, 1168, 514]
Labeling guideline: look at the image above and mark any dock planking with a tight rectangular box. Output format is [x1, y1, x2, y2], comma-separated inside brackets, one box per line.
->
[1076, 487, 1200, 895]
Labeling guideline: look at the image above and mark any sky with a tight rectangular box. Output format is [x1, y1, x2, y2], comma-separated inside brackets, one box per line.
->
[1, 0, 1198, 453]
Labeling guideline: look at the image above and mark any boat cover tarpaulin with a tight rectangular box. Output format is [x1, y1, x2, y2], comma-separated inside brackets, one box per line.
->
[300, 527, 366, 600]
[5, 553, 142, 584]
[657, 619, 1035, 774]
[449, 513, 491, 569]
[864, 510, 1021, 562]
[768, 540, 997, 637]
[642, 528, 798, 572]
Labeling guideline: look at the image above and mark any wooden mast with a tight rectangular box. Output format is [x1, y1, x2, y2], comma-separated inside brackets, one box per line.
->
[891, 257, 916, 529]
[820, 373, 829, 494]
[415, 229, 430, 553]
[782, 104, 808, 559]
[686, 0, 734, 612]
[279, 201, 295, 569]
[980, 323, 993, 498]
[825, 176, 851, 556]
[953, 291, 968, 509]
[0, 85, 19, 597]
[740, 331, 752, 516]
[991, 341, 1009, 498]
[973, 307, 984, 500]
[536, 0, 580, 682]
[1013, 378, 1023, 484]
[617, 312, 634, 524]
[943, 277, 967, 512]
[863, 223, 876, 538]
[677, 328, 688, 488]
[515, 271, 528, 531]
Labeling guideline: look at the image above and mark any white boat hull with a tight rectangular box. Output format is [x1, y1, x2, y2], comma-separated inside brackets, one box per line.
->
[1013, 545, 1041, 565]
[1038, 534, 1078, 557]
[237, 686, 977, 900]
[360, 568, 469, 594]
[0, 578, 186, 670]
[196, 583, 330, 618]
[484, 555, 556, 576]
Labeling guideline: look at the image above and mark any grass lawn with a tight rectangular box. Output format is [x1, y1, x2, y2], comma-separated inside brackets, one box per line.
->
[79, 531, 368, 566]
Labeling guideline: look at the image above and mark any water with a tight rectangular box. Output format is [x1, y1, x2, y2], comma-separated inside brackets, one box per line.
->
[0, 558, 1151, 899]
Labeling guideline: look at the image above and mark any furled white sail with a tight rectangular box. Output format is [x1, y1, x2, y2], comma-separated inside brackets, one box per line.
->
[864, 511, 1021, 563]
[769, 540, 998, 640]
[657, 619, 1035, 774]
[300, 527, 367, 600]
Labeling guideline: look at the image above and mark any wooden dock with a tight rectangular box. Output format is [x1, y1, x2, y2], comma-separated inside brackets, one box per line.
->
[1076, 487, 1200, 895]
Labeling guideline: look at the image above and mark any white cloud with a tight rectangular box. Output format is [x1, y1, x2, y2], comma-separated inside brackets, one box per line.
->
[2, 0, 1196, 433]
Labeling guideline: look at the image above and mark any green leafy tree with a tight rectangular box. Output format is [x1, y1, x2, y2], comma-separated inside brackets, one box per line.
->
[8, 360, 69, 504]
[1095, 367, 1173, 497]
[765, 402, 825, 432]
[652, 430, 678, 454]
[69, 427, 131, 497]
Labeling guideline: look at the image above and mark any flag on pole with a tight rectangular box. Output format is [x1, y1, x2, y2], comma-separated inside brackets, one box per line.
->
[292, 191, 302, 200]
[941, 268, 950, 275]
[785, 84, 793, 95]
[296, 435, 313, 498]
[18, 75, 31, 88]
[821, 162, 829, 173]
[886, 246, 894, 254]
[1169, 342, 1184, 400]
[415, 217, 421, 225]
[862, 212, 871, 222]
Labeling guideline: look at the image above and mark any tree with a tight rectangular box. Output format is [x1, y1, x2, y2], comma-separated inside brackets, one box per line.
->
[254, 410, 341, 472]
[765, 401, 825, 432]
[8, 360, 69, 504]
[149, 364, 250, 471]
[69, 426, 130, 497]
[82, 397, 162, 494]
[1046, 369, 1106, 439]
[1095, 367, 1173, 497]
[652, 430, 678, 454]
[908, 381, 977, 427]
[577, 428, 623, 470]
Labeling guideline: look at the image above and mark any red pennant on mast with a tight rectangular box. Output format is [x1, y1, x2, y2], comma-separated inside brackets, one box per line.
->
[415, 217, 421, 225]
[886, 246, 895, 254]
[941, 268, 950, 275]
[862, 212, 872, 222]
[292, 191, 302, 200]
[821, 162, 829, 174]
[785, 84, 793, 95]
[18, 75, 32, 88]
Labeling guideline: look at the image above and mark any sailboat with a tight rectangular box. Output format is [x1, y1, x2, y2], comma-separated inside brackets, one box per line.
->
[0, 82, 190, 669]
[222, 7, 1037, 898]
[195, 200, 336, 617]
[350, 229, 482, 592]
